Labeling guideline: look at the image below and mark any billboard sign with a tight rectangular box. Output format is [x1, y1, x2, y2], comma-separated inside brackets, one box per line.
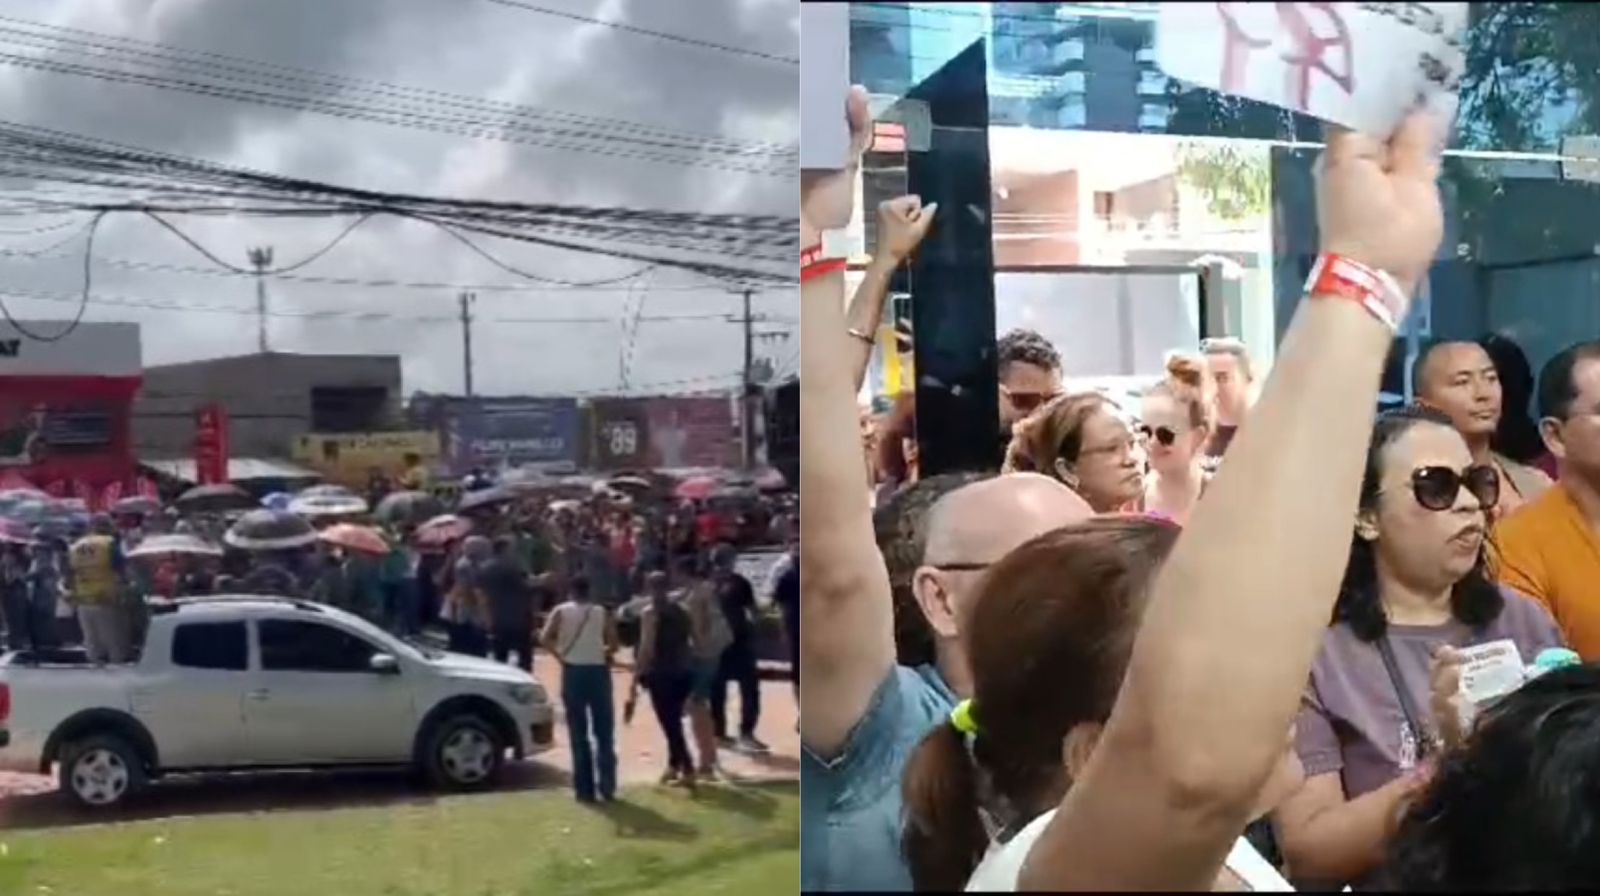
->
[589, 397, 739, 471]
[442, 398, 580, 474]
[291, 431, 440, 488]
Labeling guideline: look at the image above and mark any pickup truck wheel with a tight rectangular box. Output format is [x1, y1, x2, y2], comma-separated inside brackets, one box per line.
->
[60, 734, 144, 809]
[423, 715, 503, 790]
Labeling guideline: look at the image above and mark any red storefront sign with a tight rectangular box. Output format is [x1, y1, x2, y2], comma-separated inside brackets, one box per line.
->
[194, 404, 230, 485]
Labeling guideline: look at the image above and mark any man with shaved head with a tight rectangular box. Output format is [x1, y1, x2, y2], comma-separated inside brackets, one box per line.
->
[803, 469, 1091, 890]
[1414, 338, 1551, 517]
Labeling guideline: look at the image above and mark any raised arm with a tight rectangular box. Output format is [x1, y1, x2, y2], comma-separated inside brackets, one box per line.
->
[1020, 114, 1447, 890]
[799, 86, 899, 758]
[846, 196, 935, 392]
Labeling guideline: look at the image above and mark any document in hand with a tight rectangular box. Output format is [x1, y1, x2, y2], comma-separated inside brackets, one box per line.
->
[800, 2, 851, 170]
[1156, 3, 1468, 137]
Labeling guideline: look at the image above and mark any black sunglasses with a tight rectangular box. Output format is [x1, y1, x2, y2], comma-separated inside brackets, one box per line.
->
[1136, 424, 1179, 447]
[1409, 464, 1500, 511]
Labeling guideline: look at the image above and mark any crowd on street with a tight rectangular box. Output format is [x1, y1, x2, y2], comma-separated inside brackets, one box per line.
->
[0, 463, 798, 806]
[800, 85, 1600, 892]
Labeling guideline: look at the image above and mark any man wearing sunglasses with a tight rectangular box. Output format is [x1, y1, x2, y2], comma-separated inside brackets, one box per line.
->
[1414, 339, 1552, 520]
[1495, 340, 1600, 659]
[997, 328, 1064, 434]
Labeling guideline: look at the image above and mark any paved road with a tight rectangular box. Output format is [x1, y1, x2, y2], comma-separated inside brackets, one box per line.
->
[0, 653, 798, 828]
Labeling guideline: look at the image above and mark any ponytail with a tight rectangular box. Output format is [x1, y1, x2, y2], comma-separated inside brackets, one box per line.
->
[902, 721, 989, 891]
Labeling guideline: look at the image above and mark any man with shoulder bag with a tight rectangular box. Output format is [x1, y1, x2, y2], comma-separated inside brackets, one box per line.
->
[541, 575, 619, 803]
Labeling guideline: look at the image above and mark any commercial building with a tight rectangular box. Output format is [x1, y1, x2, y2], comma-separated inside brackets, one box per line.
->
[848, 1, 1600, 474]
[132, 351, 403, 476]
[0, 321, 142, 504]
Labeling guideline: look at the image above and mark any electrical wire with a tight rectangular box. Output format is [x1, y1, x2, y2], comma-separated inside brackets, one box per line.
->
[0, 209, 102, 341]
[477, 0, 799, 66]
[141, 210, 376, 275]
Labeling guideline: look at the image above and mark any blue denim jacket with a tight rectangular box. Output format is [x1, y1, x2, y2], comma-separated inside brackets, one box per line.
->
[801, 664, 957, 892]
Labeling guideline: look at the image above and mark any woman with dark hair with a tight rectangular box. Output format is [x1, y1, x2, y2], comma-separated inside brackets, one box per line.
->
[901, 518, 1308, 891]
[1384, 662, 1600, 890]
[1274, 405, 1564, 890]
[1478, 332, 1552, 472]
[1002, 392, 1143, 513]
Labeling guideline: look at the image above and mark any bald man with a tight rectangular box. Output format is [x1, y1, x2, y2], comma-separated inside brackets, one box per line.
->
[802, 472, 1092, 891]
[1415, 339, 1551, 517]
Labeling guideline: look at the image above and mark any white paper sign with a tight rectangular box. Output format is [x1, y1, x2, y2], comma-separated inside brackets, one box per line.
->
[1156, 2, 1468, 137]
[801, 2, 851, 170]
[1456, 638, 1526, 704]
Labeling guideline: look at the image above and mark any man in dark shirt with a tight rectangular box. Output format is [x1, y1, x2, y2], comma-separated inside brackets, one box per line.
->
[481, 537, 534, 671]
[709, 543, 766, 752]
[774, 543, 799, 700]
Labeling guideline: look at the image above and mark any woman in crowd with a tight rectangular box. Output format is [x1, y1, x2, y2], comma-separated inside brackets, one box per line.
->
[1383, 662, 1600, 889]
[802, 80, 1444, 890]
[1003, 392, 1143, 513]
[902, 517, 1308, 890]
[633, 569, 698, 792]
[1141, 352, 1217, 523]
[1273, 405, 1563, 889]
[1479, 331, 1553, 476]
[442, 535, 492, 656]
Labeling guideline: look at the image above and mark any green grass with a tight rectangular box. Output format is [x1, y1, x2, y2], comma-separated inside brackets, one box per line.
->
[0, 782, 798, 896]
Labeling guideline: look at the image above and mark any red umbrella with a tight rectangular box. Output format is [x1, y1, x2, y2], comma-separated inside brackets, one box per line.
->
[318, 523, 390, 556]
[414, 514, 472, 549]
[674, 476, 719, 501]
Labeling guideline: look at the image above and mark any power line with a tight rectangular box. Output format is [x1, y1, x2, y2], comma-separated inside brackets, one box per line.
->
[0, 15, 797, 157]
[478, 0, 799, 66]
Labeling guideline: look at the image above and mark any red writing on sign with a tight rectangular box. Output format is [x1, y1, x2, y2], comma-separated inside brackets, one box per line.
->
[1214, 2, 1355, 111]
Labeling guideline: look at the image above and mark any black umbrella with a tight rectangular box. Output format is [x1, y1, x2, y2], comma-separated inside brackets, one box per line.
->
[375, 490, 443, 526]
[177, 483, 255, 514]
[224, 509, 318, 551]
[457, 485, 517, 514]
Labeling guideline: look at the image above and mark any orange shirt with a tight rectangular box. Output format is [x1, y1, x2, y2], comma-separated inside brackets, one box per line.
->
[1495, 483, 1600, 658]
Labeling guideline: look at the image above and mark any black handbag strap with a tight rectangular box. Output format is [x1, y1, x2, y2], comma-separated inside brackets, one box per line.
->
[1376, 636, 1434, 759]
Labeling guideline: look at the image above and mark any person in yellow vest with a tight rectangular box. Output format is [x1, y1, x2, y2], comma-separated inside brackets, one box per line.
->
[67, 514, 130, 665]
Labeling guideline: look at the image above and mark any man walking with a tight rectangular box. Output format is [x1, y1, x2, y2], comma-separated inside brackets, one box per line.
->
[709, 544, 767, 752]
[484, 537, 535, 671]
[541, 574, 618, 803]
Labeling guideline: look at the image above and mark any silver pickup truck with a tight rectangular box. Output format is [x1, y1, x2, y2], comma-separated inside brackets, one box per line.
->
[0, 596, 555, 808]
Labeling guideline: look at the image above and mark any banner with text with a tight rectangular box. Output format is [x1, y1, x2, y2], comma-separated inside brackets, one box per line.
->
[442, 398, 580, 475]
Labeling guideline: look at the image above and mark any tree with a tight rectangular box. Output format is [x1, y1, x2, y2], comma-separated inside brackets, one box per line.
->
[1174, 142, 1270, 221]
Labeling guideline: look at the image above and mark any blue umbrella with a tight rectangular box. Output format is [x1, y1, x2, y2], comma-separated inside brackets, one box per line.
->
[262, 492, 293, 511]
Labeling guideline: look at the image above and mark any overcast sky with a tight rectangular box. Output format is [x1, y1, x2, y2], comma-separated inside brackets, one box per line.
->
[0, 0, 798, 396]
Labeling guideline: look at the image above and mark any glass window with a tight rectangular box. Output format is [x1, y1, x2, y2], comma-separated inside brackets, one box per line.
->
[258, 619, 379, 673]
[171, 622, 248, 671]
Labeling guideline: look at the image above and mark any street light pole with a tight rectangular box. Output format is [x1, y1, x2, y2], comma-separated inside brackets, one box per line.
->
[247, 246, 274, 353]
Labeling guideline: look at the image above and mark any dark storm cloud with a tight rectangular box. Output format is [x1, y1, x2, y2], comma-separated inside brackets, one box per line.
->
[0, 0, 797, 394]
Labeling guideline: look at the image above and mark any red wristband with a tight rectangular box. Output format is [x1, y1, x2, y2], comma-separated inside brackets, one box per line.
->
[801, 258, 846, 283]
[1305, 253, 1407, 332]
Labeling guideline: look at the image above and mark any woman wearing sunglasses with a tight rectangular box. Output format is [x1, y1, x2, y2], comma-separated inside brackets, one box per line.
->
[1141, 352, 1217, 524]
[1274, 405, 1564, 890]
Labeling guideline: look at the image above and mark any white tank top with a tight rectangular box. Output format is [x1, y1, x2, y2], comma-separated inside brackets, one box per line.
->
[964, 808, 1296, 892]
[550, 602, 608, 666]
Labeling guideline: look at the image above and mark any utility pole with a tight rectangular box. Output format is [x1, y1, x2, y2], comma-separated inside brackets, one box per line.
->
[459, 291, 476, 397]
[247, 246, 273, 354]
[740, 287, 755, 469]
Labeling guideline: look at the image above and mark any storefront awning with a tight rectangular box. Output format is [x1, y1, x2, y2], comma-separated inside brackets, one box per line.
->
[140, 457, 323, 485]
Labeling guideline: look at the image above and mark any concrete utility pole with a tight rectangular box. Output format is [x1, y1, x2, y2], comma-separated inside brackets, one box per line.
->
[459, 291, 476, 397]
[247, 246, 273, 353]
[740, 287, 756, 468]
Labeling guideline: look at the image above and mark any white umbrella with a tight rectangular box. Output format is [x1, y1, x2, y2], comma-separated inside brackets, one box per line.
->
[126, 533, 224, 559]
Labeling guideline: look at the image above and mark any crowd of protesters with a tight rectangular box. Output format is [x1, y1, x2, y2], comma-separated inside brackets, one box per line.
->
[801, 84, 1600, 891]
[0, 467, 798, 805]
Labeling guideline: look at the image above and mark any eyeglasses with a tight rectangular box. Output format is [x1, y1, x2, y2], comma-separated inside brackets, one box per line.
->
[1001, 385, 1060, 414]
[1136, 424, 1180, 447]
[1401, 464, 1501, 511]
[928, 561, 993, 573]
